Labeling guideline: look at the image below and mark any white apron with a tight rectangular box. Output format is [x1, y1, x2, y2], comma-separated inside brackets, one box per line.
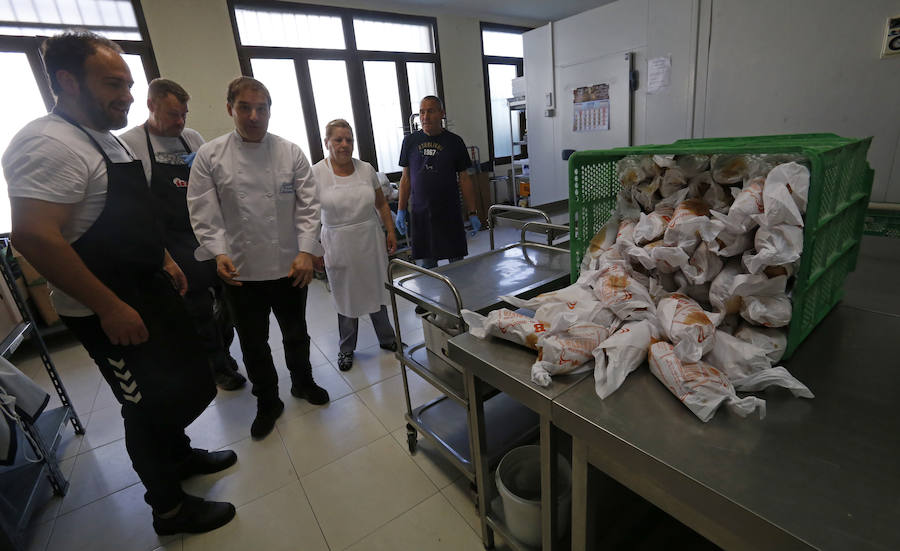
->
[319, 159, 389, 317]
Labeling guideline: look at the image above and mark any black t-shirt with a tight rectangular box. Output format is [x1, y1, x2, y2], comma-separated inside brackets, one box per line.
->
[399, 129, 471, 212]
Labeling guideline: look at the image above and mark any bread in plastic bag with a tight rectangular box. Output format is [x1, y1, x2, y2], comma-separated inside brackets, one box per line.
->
[532, 320, 611, 387]
[634, 176, 661, 212]
[734, 323, 787, 362]
[580, 217, 619, 272]
[652, 154, 677, 169]
[709, 261, 787, 316]
[462, 308, 549, 350]
[656, 293, 721, 362]
[664, 198, 717, 251]
[648, 339, 766, 422]
[617, 188, 642, 221]
[500, 284, 618, 330]
[591, 264, 657, 321]
[707, 219, 755, 257]
[740, 294, 792, 328]
[742, 225, 803, 275]
[757, 162, 809, 227]
[703, 181, 733, 214]
[631, 240, 690, 273]
[660, 167, 687, 197]
[676, 155, 710, 177]
[682, 241, 724, 285]
[616, 156, 647, 187]
[711, 154, 755, 185]
[593, 319, 657, 399]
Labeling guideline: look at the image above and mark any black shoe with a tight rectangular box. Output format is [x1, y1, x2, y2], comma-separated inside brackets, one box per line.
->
[414, 305, 427, 315]
[379, 341, 398, 353]
[337, 351, 354, 371]
[290, 380, 330, 405]
[152, 495, 236, 535]
[214, 369, 247, 391]
[250, 398, 284, 439]
[177, 448, 238, 480]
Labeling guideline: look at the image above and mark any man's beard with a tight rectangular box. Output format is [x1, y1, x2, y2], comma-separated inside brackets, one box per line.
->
[79, 86, 128, 130]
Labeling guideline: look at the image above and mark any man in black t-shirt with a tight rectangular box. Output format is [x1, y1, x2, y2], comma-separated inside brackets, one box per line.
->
[396, 96, 480, 268]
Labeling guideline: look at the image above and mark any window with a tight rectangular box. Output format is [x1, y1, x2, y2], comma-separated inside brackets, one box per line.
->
[0, 0, 159, 233]
[231, 2, 444, 178]
[480, 24, 527, 164]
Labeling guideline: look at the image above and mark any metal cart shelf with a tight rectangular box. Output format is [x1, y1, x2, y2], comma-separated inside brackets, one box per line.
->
[387, 221, 571, 549]
[0, 236, 83, 551]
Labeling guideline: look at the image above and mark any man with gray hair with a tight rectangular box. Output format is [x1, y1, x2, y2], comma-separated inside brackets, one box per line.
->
[121, 78, 247, 392]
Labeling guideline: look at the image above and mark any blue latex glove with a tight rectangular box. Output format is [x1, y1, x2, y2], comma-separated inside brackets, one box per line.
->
[468, 214, 482, 234]
[395, 209, 408, 236]
[180, 152, 197, 167]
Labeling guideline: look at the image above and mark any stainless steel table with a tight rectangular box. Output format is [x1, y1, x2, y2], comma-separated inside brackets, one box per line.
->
[448, 333, 591, 551]
[553, 303, 900, 551]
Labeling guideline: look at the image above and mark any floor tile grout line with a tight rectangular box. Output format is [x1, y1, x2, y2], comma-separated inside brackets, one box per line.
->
[55, 480, 144, 523]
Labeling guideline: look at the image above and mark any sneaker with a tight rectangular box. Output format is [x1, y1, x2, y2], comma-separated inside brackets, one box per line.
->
[250, 398, 284, 439]
[214, 369, 246, 391]
[291, 380, 330, 405]
[177, 448, 238, 480]
[337, 351, 354, 371]
[152, 494, 236, 535]
[379, 341, 398, 353]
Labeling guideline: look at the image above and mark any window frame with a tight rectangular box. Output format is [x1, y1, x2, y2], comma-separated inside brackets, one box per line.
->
[228, 0, 445, 179]
[480, 22, 529, 167]
[0, 0, 160, 110]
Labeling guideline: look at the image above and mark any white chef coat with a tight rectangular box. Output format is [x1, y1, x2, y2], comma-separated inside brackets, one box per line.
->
[187, 131, 323, 281]
[312, 158, 389, 317]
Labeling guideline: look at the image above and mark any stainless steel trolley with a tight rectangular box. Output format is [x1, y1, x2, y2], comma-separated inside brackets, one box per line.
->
[386, 217, 570, 515]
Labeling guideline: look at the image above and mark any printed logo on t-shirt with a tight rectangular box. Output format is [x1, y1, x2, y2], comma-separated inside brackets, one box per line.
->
[172, 177, 188, 188]
[417, 141, 444, 173]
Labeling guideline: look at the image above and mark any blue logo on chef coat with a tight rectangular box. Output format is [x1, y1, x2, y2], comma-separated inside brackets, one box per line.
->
[280, 182, 294, 193]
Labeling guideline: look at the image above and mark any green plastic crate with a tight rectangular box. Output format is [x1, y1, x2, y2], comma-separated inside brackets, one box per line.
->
[863, 207, 900, 238]
[569, 135, 874, 360]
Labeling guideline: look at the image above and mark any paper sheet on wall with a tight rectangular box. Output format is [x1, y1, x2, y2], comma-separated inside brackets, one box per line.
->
[573, 83, 610, 132]
[647, 55, 671, 94]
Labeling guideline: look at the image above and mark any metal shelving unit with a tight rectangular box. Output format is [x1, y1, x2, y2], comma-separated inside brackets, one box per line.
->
[508, 97, 528, 206]
[0, 236, 84, 551]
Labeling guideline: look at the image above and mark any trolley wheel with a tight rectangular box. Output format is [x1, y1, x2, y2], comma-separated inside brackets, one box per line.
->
[406, 424, 418, 454]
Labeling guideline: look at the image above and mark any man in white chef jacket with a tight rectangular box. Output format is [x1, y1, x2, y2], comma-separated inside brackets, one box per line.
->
[187, 76, 329, 439]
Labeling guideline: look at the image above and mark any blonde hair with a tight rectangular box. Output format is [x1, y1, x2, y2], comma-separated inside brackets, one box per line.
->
[324, 119, 353, 140]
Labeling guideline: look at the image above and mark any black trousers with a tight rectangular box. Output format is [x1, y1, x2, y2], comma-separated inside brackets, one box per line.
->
[182, 285, 235, 375]
[60, 274, 215, 515]
[224, 278, 312, 403]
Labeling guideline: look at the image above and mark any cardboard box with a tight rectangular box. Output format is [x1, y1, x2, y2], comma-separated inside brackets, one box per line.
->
[472, 172, 493, 226]
[11, 248, 44, 285]
[26, 283, 60, 326]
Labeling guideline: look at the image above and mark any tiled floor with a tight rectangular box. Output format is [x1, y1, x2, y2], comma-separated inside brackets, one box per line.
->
[14, 222, 554, 551]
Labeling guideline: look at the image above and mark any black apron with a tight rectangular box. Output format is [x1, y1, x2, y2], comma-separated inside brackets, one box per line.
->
[144, 125, 217, 290]
[61, 113, 214, 425]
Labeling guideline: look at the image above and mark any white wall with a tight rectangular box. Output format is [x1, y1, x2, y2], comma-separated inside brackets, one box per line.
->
[524, 0, 900, 204]
[696, 0, 900, 203]
[524, 0, 698, 205]
[139, 0, 533, 159]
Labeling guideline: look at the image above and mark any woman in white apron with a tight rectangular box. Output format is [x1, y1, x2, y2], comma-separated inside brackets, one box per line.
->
[312, 119, 398, 371]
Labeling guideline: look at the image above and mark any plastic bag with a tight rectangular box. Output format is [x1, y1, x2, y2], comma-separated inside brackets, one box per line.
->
[740, 294, 792, 328]
[734, 323, 787, 362]
[633, 209, 671, 245]
[592, 264, 657, 321]
[634, 176, 661, 212]
[705, 331, 813, 398]
[742, 225, 803, 275]
[616, 155, 647, 187]
[532, 321, 610, 387]
[703, 181, 732, 214]
[682, 241, 724, 285]
[616, 188, 642, 221]
[656, 293, 721, 362]
[758, 162, 809, 227]
[580, 217, 619, 272]
[710, 176, 765, 233]
[462, 308, 548, 350]
[629, 240, 689, 273]
[648, 339, 766, 422]
[707, 219, 755, 257]
[652, 154, 677, 169]
[593, 319, 657, 399]
[709, 262, 787, 315]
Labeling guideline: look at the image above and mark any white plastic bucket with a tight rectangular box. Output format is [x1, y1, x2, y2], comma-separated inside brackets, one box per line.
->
[495, 445, 572, 546]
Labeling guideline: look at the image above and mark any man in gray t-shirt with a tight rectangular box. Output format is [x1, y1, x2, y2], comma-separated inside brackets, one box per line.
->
[121, 79, 246, 392]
